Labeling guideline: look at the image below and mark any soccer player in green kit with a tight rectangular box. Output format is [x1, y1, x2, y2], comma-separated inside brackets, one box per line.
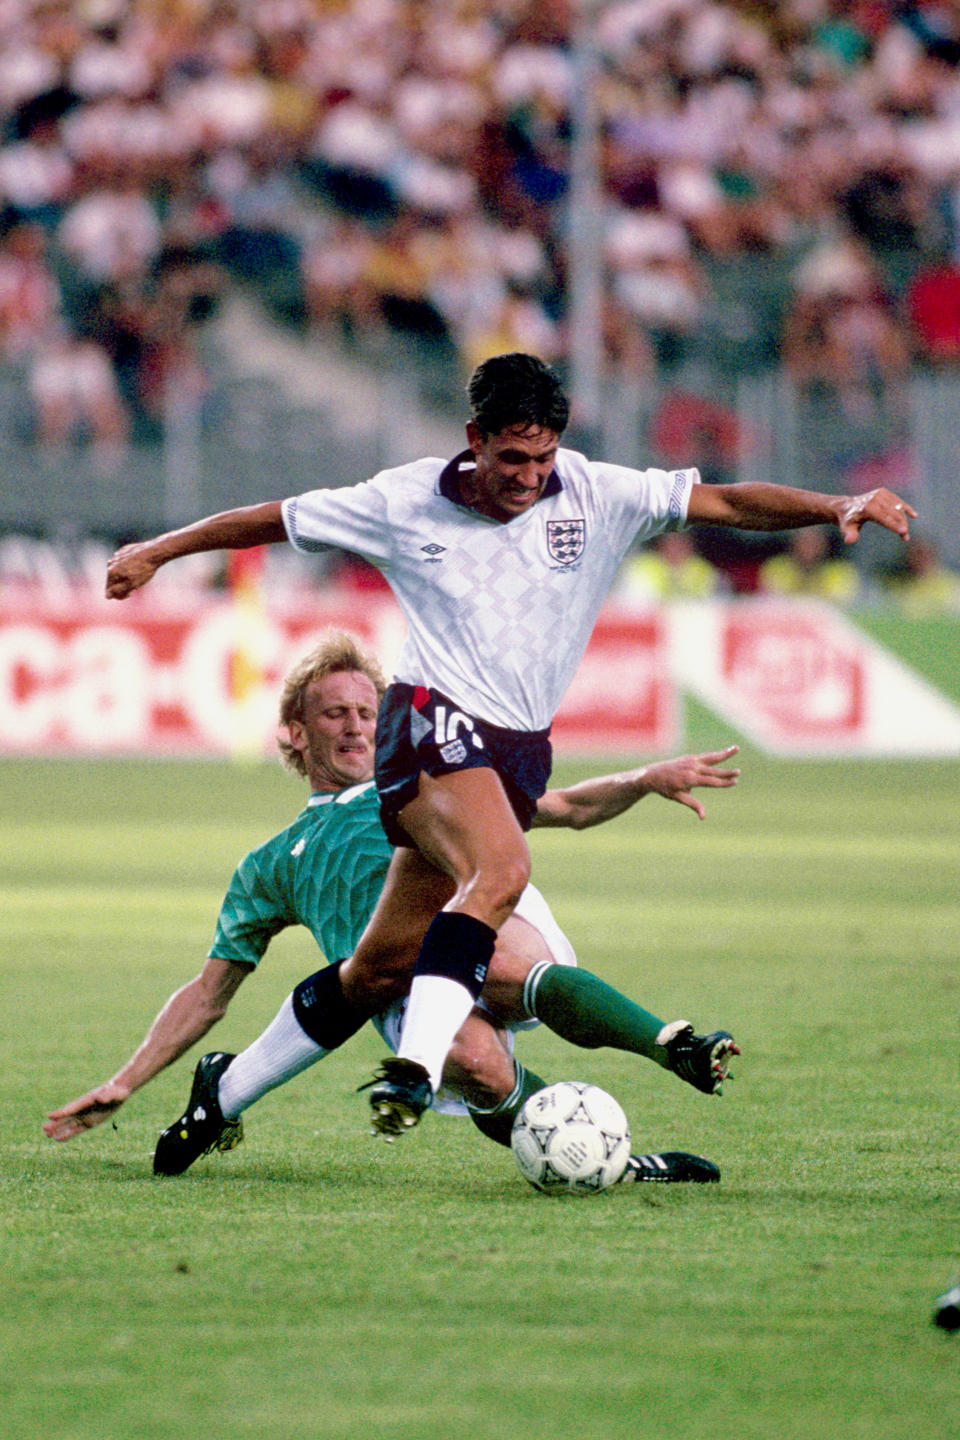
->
[45, 630, 741, 1181]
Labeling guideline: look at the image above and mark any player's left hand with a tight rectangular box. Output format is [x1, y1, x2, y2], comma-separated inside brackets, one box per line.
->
[43, 1081, 132, 1140]
[836, 487, 917, 543]
[643, 746, 740, 819]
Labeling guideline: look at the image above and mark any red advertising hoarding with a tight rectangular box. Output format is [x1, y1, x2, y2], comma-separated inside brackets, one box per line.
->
[0, 593, 676, 756]
[4, 593, 958, 757]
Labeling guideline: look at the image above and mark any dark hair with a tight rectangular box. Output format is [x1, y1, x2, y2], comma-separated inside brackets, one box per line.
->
[467, 352, 570, 437]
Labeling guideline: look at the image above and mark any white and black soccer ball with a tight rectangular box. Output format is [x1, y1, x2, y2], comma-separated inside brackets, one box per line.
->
[510, 1081, 631, 1195]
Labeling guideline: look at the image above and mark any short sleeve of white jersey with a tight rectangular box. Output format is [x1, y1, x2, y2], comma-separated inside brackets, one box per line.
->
[282, 475, 393, 567]
[586, 460, 696, 554]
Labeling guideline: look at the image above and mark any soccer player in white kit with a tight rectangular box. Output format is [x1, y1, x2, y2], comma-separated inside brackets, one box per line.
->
[105, 352, 918, 1138]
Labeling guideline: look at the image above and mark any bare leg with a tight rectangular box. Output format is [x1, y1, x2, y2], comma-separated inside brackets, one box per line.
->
[396, 768, 532, 926]
[481, 913, 555, 1024]
[340, 845, 454, 1010]
[390, 769, 531, 1093]
[361, 767, 538, 1130]
[442, 1011, 516, 1110]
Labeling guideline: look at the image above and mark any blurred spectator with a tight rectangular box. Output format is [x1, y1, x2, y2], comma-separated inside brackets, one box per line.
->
[68, 17, 156, 102]
[601, 293, 658, 378]
[427, 208, 561, 374]
[783, 240, 910, 421]
[460, 282, 561, 372]
[28, 325, 129, 463]
[134, 290, 210, 439]
[0, 222, 61, 360]
[306, 96, 401, 223]
[904, 245, 960, 366]
[896, 1, 960, 65]
[213, 139, 303, 290]
[0, 115, 74, 229]
[665, 410, 781, 594]
[362, 212, 452, 353]
[618, 530, 720, 602]
[880, 533, 960, 613]
[301, 215, 379, 341]
[758, 526, 861, 605]
[810, 2, 872, 72]
[607, 210, 706, 374]
[648, 390, 773, 593]
[650, 389, 740, 471]
[57, 174, 162, 286]
[839, 159, 932, 296]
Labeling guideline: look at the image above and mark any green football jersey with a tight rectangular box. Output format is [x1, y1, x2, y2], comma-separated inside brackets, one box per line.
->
[209, 781, 391, 968]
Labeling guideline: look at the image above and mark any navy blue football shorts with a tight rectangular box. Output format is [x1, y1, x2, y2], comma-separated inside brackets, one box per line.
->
[375, 682, 553, 847]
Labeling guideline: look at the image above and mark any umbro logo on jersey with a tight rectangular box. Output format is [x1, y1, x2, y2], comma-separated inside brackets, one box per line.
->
[421, 542, 446, 560]
[546, 518, 585, 565]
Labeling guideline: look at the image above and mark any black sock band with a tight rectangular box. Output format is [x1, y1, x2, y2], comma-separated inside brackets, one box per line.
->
[292, 960, 367, 1051]
[414, 911, 497, 1000]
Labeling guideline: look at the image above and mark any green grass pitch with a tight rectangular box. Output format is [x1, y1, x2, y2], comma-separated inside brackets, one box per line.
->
[1, 748, 957, 1440]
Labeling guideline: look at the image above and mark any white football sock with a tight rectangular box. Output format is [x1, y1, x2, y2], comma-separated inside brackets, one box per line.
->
[396, 974, 477, 1093]
[217, 994, 326, 1119]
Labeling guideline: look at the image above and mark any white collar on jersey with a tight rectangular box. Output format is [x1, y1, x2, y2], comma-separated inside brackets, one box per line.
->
[306, 780, 376, 807]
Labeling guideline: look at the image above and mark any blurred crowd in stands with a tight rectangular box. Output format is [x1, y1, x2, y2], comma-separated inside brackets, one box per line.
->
[1, 0, 959, 603]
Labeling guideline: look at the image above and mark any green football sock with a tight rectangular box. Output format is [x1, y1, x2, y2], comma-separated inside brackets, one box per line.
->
[524, 960, 667, 1063]
[468, 1062, 548, 1149]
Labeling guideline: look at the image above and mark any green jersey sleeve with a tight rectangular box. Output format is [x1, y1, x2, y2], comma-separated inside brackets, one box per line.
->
[209, 850, 294, 967]
[206, 784, 392, 970]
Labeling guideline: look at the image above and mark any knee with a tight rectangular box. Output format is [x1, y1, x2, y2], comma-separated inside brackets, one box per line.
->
[459, 853, 531, 924]
[341, 946, 416, 1009]
[478, 963, 529, 1026]
[444, 1031, 515, 1109]
[498, 853, 532, 909]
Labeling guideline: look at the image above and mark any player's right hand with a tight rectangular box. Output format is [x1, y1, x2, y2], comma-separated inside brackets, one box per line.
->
[105, 542, 162, 598]
[43, 1081, 131, 1140]
[642, 745, 741, 818]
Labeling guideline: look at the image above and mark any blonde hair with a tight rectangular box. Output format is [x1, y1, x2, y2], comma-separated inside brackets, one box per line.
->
[277, 630, 387, 777]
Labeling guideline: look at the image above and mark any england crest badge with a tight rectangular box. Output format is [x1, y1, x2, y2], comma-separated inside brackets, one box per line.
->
[546, 518, 585, 566]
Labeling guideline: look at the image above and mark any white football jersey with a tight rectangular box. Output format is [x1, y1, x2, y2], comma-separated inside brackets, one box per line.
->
[283, 447, 694, 731]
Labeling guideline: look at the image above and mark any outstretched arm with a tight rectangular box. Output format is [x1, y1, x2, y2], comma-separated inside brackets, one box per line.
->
[688, 482, 917, 544]
[106, 502, 287, 598]
[43, 958, 250, 1140]
[532, 746, 741, 829]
